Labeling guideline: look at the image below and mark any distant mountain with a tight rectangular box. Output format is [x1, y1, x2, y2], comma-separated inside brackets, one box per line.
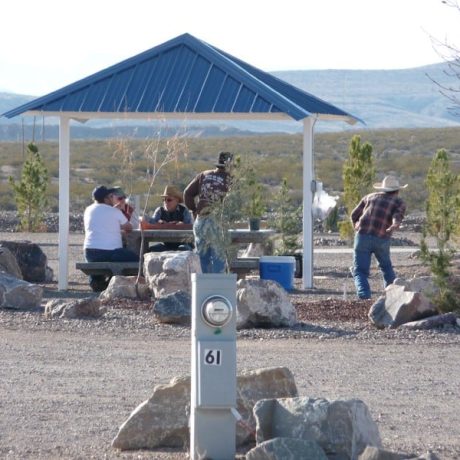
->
[0, 92, 35, 121]
[272, 62, 460, 131]
[0, 62, 459, 139]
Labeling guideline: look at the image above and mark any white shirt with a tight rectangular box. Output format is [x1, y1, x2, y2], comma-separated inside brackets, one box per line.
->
[83, 203, 128, 250]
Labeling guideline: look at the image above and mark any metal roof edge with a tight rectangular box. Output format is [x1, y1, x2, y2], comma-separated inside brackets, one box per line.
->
[16, 110, 295, 121]
[315, 113, 364, 125]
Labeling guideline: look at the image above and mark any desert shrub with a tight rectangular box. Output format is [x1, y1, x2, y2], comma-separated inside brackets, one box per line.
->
[9, 142, 49, 231]
[273, 178, 303, 254]
[420, 148, 460, 313]
[339, 135, 375, 240]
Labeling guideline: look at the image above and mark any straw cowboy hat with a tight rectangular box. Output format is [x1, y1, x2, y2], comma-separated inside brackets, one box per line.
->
[160, 185, 184, 203]
[373, 176, 408, 192]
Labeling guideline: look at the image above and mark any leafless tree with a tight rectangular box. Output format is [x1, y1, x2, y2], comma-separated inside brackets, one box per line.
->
[111, 124, 188, 293]
[428, 0, 460, 115]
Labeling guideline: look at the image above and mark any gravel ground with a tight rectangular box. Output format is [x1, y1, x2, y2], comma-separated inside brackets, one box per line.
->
[1, 230, 459, 459]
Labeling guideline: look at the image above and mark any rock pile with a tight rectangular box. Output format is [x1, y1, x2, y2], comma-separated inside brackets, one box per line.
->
[111, 367, 298, 450]
[0, 270, 43, 309]
[369, 276, 460, 330]
[112, 366, 437, 460]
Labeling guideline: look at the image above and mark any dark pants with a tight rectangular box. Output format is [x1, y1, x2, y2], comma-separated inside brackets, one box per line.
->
[85, 247, 139, 291]
[148, 242, 193, 252]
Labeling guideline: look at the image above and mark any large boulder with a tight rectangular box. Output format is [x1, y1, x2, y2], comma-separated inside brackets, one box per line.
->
[393, 276, 438, 299]
[0, 240, 52, 282]
[99, 275, 151, 301]
[143, 251, 201, 298]
[254, 396, 382, 460]
[368, 283, 438, 329]
[236, 367, 298, 446]
[44, 297, 106, 319]
[0, 271, 43, 309]
[112, 376, 190, 451]
[112, 367, 298, 451]
[399, 312, 459, 330]
[236, 279, 297, 329]
[152, 290, 191, 324]
[0, 246, 23, 279]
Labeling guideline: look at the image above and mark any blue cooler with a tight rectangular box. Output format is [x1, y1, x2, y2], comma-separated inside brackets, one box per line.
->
[259, 256, 295, 291]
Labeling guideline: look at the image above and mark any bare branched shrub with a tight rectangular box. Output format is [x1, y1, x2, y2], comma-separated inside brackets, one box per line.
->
[427, 0, 460, 115]
[110, 138, 136, 196]
[111, 124, 189, 293]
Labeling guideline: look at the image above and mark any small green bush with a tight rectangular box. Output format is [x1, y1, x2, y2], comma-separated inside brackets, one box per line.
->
[340, 135, 375, 241]
[9, 142, 49, 231]
[273, 178, 302, 254]
[420, 148, 460, 313]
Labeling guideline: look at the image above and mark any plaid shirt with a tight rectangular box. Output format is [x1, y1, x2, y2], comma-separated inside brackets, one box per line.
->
[351, 192, 406, 239]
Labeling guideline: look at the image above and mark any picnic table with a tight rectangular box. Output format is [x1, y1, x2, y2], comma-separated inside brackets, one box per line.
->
[124, 226, 275, 255]
[75, 226, 276, 280]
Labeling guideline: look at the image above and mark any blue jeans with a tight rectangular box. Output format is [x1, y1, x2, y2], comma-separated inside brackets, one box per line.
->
[193, 216, 225, 273]
[85, 247, 139, 290]
[352, 233, 395, 299]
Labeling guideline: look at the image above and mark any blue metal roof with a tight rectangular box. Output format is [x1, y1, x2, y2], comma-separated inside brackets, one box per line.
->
[2, 33, 360, 124]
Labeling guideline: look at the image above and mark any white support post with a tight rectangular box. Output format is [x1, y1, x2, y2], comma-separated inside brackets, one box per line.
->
[58, 116, 70, 290]
[302, 117, 315, 289]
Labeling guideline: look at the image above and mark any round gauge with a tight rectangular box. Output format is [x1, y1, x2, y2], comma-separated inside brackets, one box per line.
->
[201, 296, 232, 327]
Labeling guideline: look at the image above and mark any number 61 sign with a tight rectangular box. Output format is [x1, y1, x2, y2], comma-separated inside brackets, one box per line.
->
[204, 349, 222, 366]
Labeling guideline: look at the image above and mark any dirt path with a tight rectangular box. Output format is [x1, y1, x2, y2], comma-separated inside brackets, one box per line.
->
[1, 327, 459, 459]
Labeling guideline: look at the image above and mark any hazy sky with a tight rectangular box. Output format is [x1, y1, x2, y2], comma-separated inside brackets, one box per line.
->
[1, 0, 459, 96]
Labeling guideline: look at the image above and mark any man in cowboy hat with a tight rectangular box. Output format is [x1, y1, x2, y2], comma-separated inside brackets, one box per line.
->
[183, 151, 233, 273]
[350, 175, 408, 299]
[147, 185, 193, 251]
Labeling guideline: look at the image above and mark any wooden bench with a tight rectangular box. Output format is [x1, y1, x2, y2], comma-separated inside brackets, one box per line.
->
[229, 257, 259, 279]
[76, 257, 259, 279]
[75, 262, 140, 277]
